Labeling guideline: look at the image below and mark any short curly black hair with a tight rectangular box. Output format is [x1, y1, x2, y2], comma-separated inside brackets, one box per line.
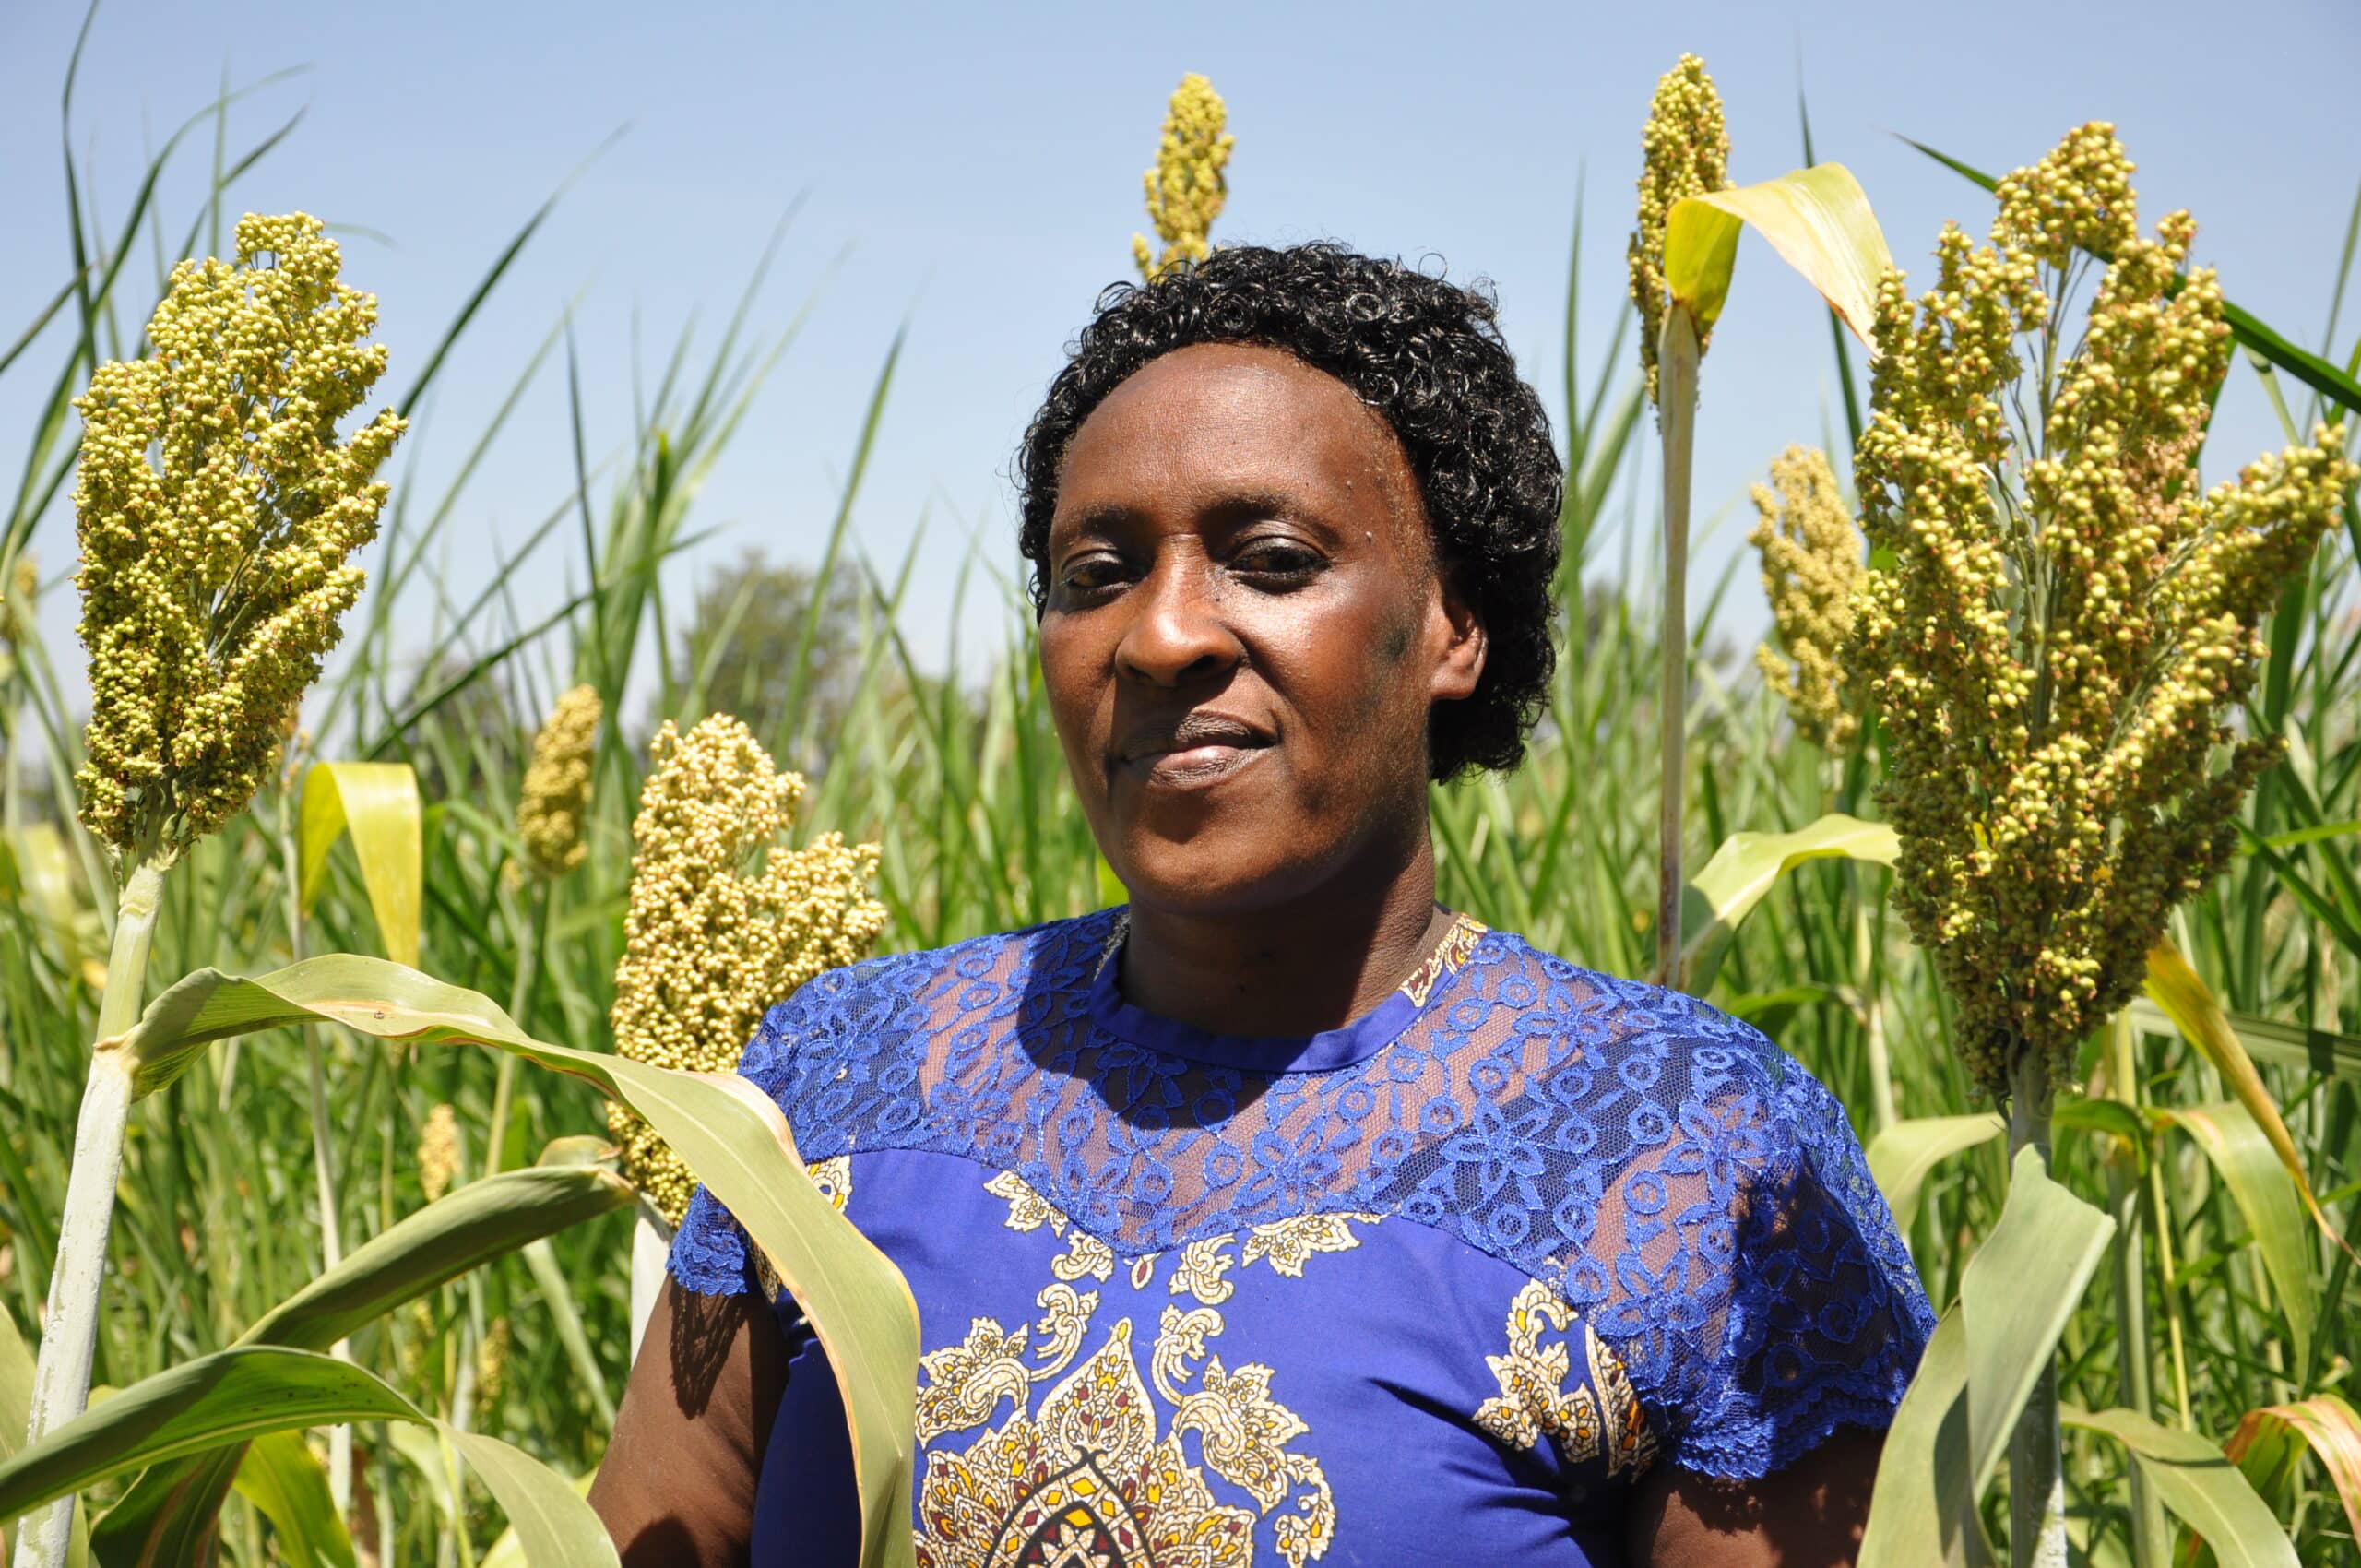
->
[1016, 242, 1562, 781]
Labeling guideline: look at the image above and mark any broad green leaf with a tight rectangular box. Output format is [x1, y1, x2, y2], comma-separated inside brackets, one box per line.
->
[0, 1307, 90, 1568]
[297, 761, 422, 967]
[1859, 1307, 1998, 1568]
[97, 1155, 632, 1559]
[1663, 164, 1894, 346]
[0, 1347, 616, 1568]
[2144, 943, 2353, 1260]
[1961, 1146, 2115, 1494]
[2156, 1103, 2315, 1381]
[482, 1467, 599, 1568]
[1, 824, 89, 970]
[2125, 997, 2361, 1082]
[2223, 1396, 2361, 1550]
[230, 1432, 353, 1568]
[2051, 1096, 2151, 1170]
[1865, 1113, 2003, 1235]
[2063, 1406, 2300, 1568]
[101, 955, 919, 1568]
[1677, 814, 1898, 992]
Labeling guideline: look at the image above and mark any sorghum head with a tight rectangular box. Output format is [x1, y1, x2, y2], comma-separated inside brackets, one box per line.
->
[1748, 446, 1862, 752]
[1848, 123, 2353, 1096]
[1133, 73, 1235, 283]
[516, 683, 601, 881]
[608, 714, 888, 1223]
[1628, 53, 1729, 407]
[72, 212, 404, 864]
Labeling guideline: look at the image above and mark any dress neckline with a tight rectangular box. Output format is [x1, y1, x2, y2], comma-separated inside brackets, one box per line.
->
[1082, 905, 1489, 1073]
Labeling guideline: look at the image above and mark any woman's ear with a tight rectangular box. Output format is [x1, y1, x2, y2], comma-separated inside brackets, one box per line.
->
[1429, 559, 1487, 704]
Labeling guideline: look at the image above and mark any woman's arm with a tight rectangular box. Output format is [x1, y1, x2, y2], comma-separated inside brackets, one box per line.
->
[590, 1277, 790, 1567]
[1626, 1424, 1883, 1568]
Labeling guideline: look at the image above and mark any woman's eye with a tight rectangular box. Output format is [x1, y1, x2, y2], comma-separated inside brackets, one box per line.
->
[1233, 542, 1323, 579]
[1062, 557, 1127, 593]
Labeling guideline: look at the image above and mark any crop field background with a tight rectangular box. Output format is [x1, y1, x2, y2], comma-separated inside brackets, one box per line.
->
[0, 4, 2356, 1566]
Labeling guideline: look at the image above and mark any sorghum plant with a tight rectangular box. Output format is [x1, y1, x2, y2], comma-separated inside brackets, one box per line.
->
[516, 683, 602, 883]
[1132, 73, 1234, 282]
[17, 211, 401, 1568]
[1749, 445, 1863, 754]
[1628, 53, 1729, 981]
[1848, 123, 2352, 1567]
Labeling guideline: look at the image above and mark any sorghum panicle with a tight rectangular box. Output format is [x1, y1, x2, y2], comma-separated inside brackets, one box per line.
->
[608, 715, 887, 1223]
[1627, 53, 1730, 407]
[1848, 123, 2354, 1095]
[0, 554, 35, 646]
[72, 212, 404, 863]
[516, 683, 602, 881]
[1133, 73, 1235, 283]
[419, 1102, 460, 1204]
[1748, 446, 1863, 752]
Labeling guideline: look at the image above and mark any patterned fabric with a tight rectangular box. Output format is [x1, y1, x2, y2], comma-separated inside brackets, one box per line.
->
[670, 905, 1934, 1564]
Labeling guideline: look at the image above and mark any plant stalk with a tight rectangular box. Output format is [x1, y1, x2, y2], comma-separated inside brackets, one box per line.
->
[279, 789, 356, 1515]
[2006, 1046, 2068, 1568]
[14, 856, 166, 1568]
[2105, 1016, 2168, 1568]
[1654, 306, 1699, 988]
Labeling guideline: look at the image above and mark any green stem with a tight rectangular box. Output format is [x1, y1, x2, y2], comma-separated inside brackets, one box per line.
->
[1854, 863, 1896, 1134]
[483, 883, 551, 1182]
[13, 855, 167, 1568]
[1655, 306, 1699, 989]
[278, 788, 355, 1516]
[2007, 1047, 2068, 1568]
[2106, 1016, 2169, 1568]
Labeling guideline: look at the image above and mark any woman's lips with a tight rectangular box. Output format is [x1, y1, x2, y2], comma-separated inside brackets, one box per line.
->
[1119, 741, 1271, 790]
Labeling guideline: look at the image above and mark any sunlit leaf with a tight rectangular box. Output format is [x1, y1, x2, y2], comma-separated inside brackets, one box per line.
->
[1866, 1113, 2003, 1235]
[99, 955, 919, 1568]
[1664, 164, 1894, 346]
[2064, 1406, 2300, 1568]
[1961, 1147, 2115, 1493]
[0, 1348, 614, 1568]
[2156, 1103, 2316, 1381]
[297, 761, 422, 967]
[2125, 997, 2361, 1082]
[1677, 814, 1898, 993]
[1859, 1307, 1998, 1568]
[2144, 943, 2355, 1261]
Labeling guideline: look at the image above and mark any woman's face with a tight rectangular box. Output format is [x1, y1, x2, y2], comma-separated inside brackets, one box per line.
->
[1039, 342, 1486, 916]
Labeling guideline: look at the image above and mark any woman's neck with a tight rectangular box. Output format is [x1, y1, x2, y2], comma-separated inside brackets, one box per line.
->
[1114, 842, 1454, 1039]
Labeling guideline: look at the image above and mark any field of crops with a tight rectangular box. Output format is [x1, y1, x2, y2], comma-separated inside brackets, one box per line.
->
[0, 30, 2356, 1568]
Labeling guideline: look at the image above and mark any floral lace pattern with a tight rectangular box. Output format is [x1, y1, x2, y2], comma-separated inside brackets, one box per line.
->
[671, 905, 1933, 1479]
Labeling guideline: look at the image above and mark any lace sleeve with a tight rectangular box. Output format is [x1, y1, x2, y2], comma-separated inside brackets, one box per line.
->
[1587, 1011, 1936, 1480]
[663, 991, 810, 1298]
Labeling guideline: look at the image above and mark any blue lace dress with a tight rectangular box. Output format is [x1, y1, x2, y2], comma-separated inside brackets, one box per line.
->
[669, 905, 1934, 1567]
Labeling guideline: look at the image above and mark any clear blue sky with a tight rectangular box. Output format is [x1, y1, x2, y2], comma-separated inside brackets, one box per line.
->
[5, 0, 2356, 698]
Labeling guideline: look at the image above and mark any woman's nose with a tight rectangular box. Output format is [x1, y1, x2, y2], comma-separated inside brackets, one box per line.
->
[1113, 553, 1242, 688]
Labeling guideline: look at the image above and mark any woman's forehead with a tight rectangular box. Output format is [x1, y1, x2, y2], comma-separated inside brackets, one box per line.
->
[1055, 343, 1419, 529]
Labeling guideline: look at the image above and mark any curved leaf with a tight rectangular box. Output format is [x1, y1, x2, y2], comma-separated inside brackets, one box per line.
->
[1664, 164, 1894, 346]
[229, 1432, 352, 1568]
[2156, 1103, 2315, 1382]
[2064, 1406, 2300, 1568]
[2144, 943, 2355, 1262]
[1678, 814, 1898, 992]
[96, 1154, 632, 1559]
[1961, 1146, 2115, 1494]
[101, 955, 919, 1568]
[1859, 1307, 1998, 1568]
[2125, 997, 2361, 1082]
[2224, 1396, 2361, 1550]
[0, 1348, 614, 1568]
[1866, 1113, 2004, 1235]
[297, 761, 421, 967]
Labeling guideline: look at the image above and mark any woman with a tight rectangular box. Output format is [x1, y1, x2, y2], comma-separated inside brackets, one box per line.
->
[590, 244, 1932, 1567]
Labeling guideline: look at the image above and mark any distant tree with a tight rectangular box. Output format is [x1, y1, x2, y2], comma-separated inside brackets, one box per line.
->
[665, 549, 872, 773]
